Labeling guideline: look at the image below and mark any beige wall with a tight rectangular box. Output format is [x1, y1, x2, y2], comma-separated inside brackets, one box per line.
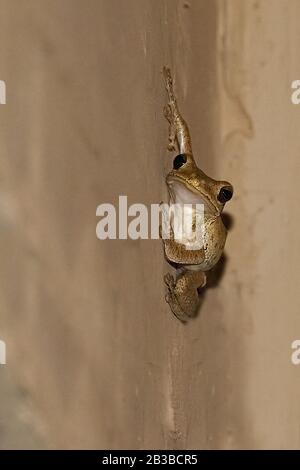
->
[218, 0, 300, 449]
[0, 0, 299, 450]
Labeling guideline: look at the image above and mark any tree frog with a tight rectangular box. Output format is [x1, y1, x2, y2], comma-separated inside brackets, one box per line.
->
[162, 67, 233, 322]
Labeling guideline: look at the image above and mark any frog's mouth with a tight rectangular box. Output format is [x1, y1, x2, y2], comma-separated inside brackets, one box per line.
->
[167, 178, 219, 215]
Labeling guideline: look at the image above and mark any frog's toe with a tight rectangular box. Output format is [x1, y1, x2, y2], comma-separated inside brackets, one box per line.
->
[166, 294, 188, 323]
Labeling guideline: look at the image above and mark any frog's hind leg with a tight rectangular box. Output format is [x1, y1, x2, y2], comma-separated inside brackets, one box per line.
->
[164, 269, 206, 322]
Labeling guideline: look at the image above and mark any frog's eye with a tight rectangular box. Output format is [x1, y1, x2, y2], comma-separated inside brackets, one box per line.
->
[173, 154, 187, 170]
[218, 186, 233, 203]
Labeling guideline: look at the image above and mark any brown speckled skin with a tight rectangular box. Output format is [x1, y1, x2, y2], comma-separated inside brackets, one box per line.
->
[162, 67, 233, 322]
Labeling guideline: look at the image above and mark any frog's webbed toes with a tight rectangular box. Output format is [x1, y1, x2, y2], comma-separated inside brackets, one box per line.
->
[165, 291, 189, 323]
[164, 273, 190, 323]
[164, 269, 205, 322]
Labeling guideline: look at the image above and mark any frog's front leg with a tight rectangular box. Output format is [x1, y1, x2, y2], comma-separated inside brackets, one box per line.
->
[164, 269, 206, 322]
[164, 104, 177, 152]
[163, 66, 193, 155]
[162, 235, 205, 265]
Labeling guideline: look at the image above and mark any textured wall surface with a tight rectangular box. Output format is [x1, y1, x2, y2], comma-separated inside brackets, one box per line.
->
[218, 0, 300, 449]
[0, 0, 299, 450]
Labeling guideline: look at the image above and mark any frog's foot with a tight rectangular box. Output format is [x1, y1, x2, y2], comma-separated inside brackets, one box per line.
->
[163, 104, 177, 152]
[164, 273, 190, 323]
[164, 270, 206, 322]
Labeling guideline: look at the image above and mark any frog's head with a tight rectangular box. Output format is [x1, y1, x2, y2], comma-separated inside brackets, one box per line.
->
[166, 153, 233, 216]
